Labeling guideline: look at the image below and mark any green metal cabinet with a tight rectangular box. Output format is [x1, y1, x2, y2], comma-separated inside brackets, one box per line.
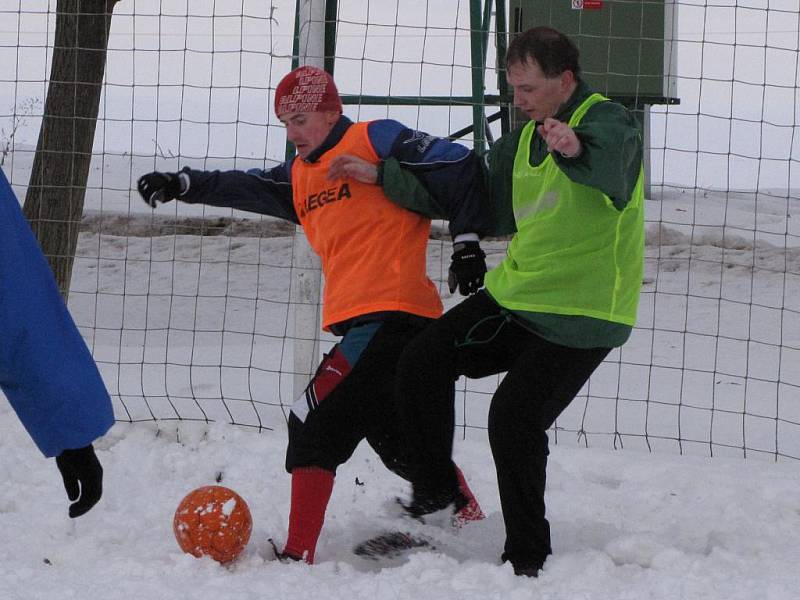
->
[509, 0, 679, 107]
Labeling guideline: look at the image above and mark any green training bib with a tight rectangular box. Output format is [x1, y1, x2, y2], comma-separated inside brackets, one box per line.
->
[484, 93, 645, 326]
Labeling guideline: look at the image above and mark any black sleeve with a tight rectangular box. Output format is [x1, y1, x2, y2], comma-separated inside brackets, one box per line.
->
[179, 162, 299, 224]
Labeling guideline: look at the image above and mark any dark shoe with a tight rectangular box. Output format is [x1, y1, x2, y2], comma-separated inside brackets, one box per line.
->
[502, 551, 545, 577]
[268, 538, 303, 563]
[513, 564, 542, 577]
[353, 531, 432, 559]
[400, 484, 468, 520]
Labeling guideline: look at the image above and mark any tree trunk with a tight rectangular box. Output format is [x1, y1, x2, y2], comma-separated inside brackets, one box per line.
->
[23, 0, 119, 299]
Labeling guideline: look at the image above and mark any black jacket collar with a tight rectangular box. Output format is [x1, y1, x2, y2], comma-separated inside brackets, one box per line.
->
[303, 115, 354, 164]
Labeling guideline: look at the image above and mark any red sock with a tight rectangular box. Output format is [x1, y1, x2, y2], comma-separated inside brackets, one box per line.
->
[282, 467, 335, 564]
[454, 465, 485, 525]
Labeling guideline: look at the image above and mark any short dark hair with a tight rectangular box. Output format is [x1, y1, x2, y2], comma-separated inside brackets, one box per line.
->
[506, 26, 581, 78]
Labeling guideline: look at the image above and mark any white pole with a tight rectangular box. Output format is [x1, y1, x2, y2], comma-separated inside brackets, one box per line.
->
[291, 0, 325, 403]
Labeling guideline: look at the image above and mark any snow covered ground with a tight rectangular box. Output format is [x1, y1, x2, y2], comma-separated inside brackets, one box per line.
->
[0, 181, 799, 598]
[1, 400, 799, 600]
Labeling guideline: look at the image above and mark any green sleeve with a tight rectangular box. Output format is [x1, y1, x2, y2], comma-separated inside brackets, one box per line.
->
[484, 129, 520, 236]
[553, 101, 643, 210]
[380, 157, 448, 219]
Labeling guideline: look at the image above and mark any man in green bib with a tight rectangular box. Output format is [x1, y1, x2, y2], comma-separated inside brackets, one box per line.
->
[378, 26, 645, 576]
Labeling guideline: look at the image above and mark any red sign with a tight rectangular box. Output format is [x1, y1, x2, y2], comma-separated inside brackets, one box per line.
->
[572, 0, 603, 9]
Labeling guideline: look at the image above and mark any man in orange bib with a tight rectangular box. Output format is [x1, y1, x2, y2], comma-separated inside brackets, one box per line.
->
[137, 65, 490, 563]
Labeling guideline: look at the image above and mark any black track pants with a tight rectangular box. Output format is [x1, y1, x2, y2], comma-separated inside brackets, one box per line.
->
[396, 291, 610, 569]
[286, 316, 428, 480]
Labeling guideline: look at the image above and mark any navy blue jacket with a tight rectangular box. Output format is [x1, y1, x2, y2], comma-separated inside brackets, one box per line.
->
[178, 117, 491, 238]
[0, 168, 114, 457]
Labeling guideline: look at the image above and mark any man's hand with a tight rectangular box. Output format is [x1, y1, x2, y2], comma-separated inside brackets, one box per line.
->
[56, 445, 103, 518]
[137, 171, 184, 207]
[448, 241, 487, 295]
[537, 117, 582, 158]
[327, 155, 379, 184]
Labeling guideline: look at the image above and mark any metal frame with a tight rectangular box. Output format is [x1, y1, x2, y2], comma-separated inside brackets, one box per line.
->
[289, 0, 508, 155]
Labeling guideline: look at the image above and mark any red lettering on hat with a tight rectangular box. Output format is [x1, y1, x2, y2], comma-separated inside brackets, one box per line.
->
[274, 66, 343, 117]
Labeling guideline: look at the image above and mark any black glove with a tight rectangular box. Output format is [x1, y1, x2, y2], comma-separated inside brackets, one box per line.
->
[55, 445, 103, 518]
[448, 241, 487, 295]
[137, 171, 183, 208]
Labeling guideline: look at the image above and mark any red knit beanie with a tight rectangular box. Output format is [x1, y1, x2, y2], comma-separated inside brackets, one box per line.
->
[274, 65, 343, 117]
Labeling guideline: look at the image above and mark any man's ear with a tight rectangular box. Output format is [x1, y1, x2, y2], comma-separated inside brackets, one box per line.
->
[560, 70, 575, 93]
[325, 110, 341, 126]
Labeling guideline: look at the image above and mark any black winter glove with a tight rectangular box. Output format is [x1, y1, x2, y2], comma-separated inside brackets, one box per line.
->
[55, 445, 103, 518]
[448, 241, 487, 296]
[137, 171, 184, 207]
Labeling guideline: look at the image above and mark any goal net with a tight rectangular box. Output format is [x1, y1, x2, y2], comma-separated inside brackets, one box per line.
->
[1, 0, 798, 461]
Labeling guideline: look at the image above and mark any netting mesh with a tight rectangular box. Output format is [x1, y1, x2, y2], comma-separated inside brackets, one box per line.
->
[1, 0, 798, 460]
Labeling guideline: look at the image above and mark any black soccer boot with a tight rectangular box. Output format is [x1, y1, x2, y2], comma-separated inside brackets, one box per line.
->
[502, 551, 546, 577]
[400, 483, 469, 521]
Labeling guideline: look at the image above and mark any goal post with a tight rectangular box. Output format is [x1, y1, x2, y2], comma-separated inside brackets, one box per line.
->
[289, 0, 325, 406]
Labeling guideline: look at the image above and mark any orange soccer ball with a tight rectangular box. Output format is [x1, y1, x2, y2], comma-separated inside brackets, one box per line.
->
[173, 485, 253, 564]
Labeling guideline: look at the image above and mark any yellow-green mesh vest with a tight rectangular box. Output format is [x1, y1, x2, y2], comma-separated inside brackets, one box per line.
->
[484, 93, 645, 326]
